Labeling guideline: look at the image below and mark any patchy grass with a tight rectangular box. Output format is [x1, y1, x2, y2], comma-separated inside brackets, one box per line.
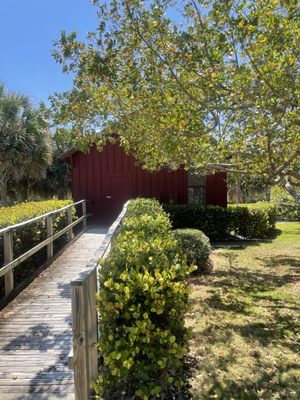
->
[186, 222, 300, 400]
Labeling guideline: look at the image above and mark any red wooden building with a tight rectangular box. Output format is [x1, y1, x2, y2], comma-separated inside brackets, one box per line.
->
[61, 143, 227, 223]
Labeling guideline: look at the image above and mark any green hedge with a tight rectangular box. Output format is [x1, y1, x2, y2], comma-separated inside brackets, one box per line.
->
[173, 229, 211, 274]
[96, 198, 192, 399]
[0, 200, 73, 228]
[164, 202, 276, 240]
[124, 198, 164, 219]
[0, 200, 74, 299]
[228, 202, 277, 238]
[163, 204, 229, 240]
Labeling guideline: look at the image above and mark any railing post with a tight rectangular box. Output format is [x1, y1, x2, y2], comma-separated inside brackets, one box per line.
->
[4, 230, 14, 296]
[71, 266, 98, 400]
[67, 207, 74, 241]
[72, 280, 89, 400]
[87, 268, 98, 383]
[82, 201, 87, 230]
[46, 215, 53, 259]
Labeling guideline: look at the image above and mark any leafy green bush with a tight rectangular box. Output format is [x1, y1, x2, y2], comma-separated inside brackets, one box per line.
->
[173, 229, 211, 274]
[164, 202, 277, 240]
[163, 204, 230, 240]
[229, 202, 277, 238]
[96, 198, 192, 400]
[125, 197, 165, 219]
[270, 186, 300, 221]
[0, 200, 73, 228]
[0, 200, 74, 298]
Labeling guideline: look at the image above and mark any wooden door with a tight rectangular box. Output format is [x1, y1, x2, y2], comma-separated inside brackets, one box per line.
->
[103, 175, 132, 223]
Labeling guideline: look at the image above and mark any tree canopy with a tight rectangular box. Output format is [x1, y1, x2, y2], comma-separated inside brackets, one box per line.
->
[51, 0, 300, 189]
[0, 84, 53, 205]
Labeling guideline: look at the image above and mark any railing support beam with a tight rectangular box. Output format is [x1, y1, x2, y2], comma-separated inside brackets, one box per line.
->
[67, 208, 74, 241]
[46, 216, 53, 259]
[82, 202, 87, 230]
[4, 231, 14, 296]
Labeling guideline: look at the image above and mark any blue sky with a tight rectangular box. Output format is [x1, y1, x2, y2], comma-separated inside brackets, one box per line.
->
[0, 0, 98, 106]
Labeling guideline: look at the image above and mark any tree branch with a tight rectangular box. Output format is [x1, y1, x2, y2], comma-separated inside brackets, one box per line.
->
[274, 147, 300, 175]
[123, 0, 208, 108]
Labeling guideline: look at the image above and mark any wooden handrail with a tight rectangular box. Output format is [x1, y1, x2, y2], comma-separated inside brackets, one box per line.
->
[0, 216, 86, 278]
[69, 200, 130, 400]
[0, 200, 86, 235]
[0, 200, 90, 297]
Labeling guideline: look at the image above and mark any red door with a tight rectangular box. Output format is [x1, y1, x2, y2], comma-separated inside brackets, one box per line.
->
[103, 175, 133, 223]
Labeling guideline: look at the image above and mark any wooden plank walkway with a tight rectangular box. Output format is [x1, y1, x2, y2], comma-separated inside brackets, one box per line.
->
[0, 226, 107, 400]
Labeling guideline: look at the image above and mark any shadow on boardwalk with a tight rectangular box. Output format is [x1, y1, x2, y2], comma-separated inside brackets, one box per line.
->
[0, 226, 108, 399]
[2, 319, 73, 398]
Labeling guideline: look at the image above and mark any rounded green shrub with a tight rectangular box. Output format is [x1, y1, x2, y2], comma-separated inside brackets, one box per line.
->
[173, 228, 211, 274]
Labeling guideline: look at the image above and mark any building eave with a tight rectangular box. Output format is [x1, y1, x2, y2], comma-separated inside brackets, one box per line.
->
[59, 148, 77, 162]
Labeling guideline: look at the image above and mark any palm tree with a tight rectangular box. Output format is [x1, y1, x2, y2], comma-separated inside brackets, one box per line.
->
[0, 84, 53, 205]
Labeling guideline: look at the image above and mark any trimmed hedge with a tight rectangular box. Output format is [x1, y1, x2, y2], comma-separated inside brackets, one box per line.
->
[124, 197, 164, 219]
[173, 229, 211, 274]
[164, 204, 229, 240]
[0, 200, 73, 228]
[229, 202, 277, 238]
[96, 198, 192, 399]
[0, 200, 74, 299]
[164, 202, 277, 240]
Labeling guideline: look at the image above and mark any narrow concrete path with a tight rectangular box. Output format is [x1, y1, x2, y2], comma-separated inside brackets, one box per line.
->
[0, 226, 107, 400]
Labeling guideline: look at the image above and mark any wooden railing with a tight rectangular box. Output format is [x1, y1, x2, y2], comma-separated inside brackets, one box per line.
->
[0, 200, 89, 298]
[69, 201, 129, 400]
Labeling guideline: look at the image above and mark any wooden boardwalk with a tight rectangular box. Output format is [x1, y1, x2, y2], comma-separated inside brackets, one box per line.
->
[0, 226, 107, 400]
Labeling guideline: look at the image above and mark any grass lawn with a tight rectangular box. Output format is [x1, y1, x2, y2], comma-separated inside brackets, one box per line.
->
[186, 222, 300, 400]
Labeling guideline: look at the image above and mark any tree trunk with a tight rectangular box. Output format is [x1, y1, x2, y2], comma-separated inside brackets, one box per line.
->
[0, 180, 8, 206]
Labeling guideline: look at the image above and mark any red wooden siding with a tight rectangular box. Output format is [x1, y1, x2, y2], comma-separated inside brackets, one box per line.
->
[68, 143, 227, 222]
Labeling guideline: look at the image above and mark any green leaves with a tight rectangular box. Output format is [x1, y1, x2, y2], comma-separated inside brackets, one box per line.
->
[173, 228, 211, 273]
[0, 200, 74, 288]
[165, 203, 277, 240]
[0, 84, 53, 205]
[96, 198, 190, 399]
[51, 0, 300, 188]
[0, 200, 73, 228]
